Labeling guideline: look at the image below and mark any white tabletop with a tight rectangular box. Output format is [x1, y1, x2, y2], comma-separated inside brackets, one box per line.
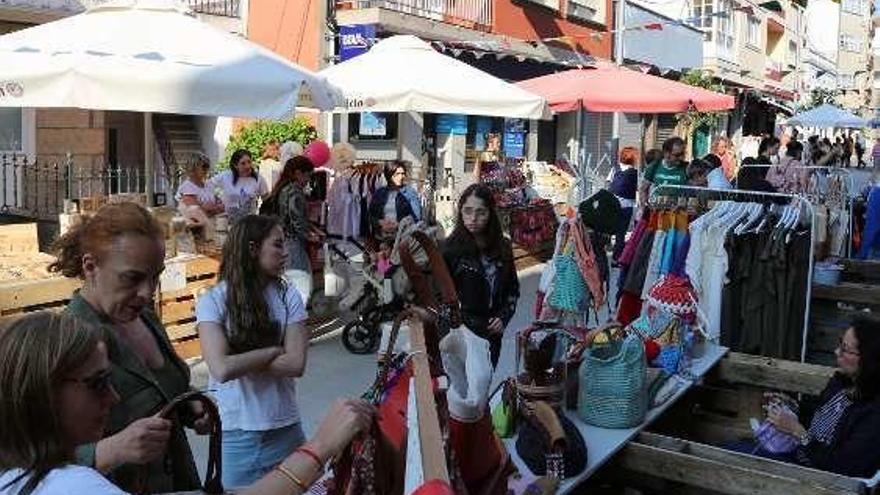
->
[502, 344, 729, 494]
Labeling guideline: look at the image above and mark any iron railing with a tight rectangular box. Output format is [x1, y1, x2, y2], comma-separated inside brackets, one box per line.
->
[0, 153, 186, 220]
[185, 0, 241, 17]
[340, 0, 493, 30]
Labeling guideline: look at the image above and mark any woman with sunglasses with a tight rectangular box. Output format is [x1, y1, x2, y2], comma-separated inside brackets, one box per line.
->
[732, 316, 880, 477]
[177, 154, 223, 237]
[0, 312, 374, 495]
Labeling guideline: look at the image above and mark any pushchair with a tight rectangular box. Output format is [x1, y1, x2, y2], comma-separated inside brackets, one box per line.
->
[326, 218, 441, 354]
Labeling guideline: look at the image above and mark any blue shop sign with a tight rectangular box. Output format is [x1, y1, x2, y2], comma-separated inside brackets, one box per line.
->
[504, 118, 526, 158]
[339, 25, 376, 61]
[435, 114, 468, 135]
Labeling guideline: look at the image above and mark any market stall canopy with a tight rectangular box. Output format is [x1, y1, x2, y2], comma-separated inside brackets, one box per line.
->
[0, 0, 339, 118]
[786, 104, 868, 129]
[516, 63, 735, 113]
[318, 35, 551, 120]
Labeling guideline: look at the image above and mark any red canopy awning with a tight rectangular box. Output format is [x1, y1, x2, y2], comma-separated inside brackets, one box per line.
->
[517, 64, 735, 114]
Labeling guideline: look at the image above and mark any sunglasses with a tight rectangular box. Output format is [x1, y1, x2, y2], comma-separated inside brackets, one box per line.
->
[64, 369, 114, 396]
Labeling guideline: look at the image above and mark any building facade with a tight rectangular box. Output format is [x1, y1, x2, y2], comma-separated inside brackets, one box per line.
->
[835, 0, 872, 116]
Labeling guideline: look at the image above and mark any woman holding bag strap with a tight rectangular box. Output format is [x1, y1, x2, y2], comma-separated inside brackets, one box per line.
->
[0, 311, 374, 495]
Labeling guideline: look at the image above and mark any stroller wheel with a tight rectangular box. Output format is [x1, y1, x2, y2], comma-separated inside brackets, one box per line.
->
[342, 320, 379, 355]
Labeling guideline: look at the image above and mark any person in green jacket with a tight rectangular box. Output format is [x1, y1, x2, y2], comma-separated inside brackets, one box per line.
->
[48, 202, 207, 493]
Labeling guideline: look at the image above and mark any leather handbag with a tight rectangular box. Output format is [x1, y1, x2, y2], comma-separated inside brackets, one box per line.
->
[134, 391, 223, 494]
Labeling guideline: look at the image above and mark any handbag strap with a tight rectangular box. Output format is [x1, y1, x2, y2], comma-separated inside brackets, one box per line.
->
[134, 391, 223, 494]
[399, 230, 461, 330]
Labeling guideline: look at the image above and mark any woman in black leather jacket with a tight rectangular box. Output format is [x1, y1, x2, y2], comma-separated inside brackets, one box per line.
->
[441, 184, 520, 366]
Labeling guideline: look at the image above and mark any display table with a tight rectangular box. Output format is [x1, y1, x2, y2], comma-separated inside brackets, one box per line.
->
[501, 344, 729, 494]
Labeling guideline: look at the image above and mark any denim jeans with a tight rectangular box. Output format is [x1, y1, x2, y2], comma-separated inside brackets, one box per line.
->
[222, 422, 306, 489]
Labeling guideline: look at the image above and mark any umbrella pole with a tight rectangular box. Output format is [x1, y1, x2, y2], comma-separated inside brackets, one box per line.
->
[144, 112, 155, 206]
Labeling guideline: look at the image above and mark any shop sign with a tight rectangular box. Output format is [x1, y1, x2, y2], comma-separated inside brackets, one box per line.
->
[339, 24, 376, 61]
[435, 114, 468, 135]
[504, 118, 526, 158]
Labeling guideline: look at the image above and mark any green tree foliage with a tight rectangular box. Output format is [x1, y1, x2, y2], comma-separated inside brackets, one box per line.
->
[676, 70, 726, 130]
[804, 88, 839, 110]
[221, 117, 317, 169]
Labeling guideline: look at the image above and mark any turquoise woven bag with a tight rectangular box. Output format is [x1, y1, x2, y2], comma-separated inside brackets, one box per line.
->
[548, 251, 588, 312]
[577, 333, 647, 428]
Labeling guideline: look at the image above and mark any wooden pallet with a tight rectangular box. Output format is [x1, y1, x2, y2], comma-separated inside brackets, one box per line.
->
[808, 259, 880, 366]
[0, 254, 220, 360]
[601, 353, 873, 495]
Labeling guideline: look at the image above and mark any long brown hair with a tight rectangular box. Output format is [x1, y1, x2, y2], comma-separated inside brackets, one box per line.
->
[48, 202, 163, 279]
[0, 312, 100, 494]
[267, 155, 314, 200]
[445, 183, 508, 261]
[219, 215, 286, 353]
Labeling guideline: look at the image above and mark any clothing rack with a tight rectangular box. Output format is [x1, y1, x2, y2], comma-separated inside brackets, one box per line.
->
[648, 184, 816, 362]
[737, 165, 855, 257]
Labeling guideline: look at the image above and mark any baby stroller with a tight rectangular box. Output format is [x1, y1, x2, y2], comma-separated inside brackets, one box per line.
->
[328, 218, 441, 354]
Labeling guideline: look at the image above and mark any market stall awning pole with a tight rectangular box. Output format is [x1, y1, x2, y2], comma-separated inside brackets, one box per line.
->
[144, 112, 154, 206]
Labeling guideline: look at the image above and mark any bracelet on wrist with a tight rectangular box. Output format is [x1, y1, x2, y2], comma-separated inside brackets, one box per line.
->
[275, 464, 308, 492]
[296, 445, 325, 472]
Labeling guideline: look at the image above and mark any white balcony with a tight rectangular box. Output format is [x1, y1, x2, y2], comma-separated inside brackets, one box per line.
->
[338, 0, 494, 29]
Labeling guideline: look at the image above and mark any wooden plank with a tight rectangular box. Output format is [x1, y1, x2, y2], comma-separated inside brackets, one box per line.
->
[713, 352, 835, 396]
[0, 277, 80, 313]
[171, 338, 202, 361]
[614, 440, 857, 495]
[841, 259, 880, 281]
[689, 410, 753, 445]
[165, 322, 198, 342]
[159, 278, 215, 302]
[180, 256, 220, 279]
[634, 432, 865, 494]
[0, 223, 39, 254]
[408, 317, 449, 484]
[159, 299, 196, 325]
[693, 384, 749, 417]
[811, 282, 880, 307]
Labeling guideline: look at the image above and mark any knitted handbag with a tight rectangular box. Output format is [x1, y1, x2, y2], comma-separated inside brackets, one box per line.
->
[548, 236, 589, 313]
[577, 332, 647, 428]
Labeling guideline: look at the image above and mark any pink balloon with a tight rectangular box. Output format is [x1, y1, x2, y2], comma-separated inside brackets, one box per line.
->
[303, 140, 331, 167]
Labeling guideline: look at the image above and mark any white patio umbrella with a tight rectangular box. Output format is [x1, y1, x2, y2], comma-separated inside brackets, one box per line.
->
[319, 35, 550, 120]
[0, 0, 339, 200]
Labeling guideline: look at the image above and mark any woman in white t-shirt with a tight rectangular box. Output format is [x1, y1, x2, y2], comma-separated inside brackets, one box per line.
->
[195, 215, 309, 489]
[211, 149, 269, 222]
[0, 311, 373, 495]
[176, 154, 223, 234]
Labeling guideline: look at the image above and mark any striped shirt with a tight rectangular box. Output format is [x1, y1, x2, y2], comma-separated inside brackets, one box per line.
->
[808, 390, 853, 444]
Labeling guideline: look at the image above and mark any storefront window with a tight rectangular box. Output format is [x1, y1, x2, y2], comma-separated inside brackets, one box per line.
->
[0, 108, 23, 152]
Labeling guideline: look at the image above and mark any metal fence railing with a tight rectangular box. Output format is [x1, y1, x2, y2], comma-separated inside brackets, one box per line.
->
[341, 0, 493, 30]
[185, 0, 241, 17]
[0, 153, 187, 221]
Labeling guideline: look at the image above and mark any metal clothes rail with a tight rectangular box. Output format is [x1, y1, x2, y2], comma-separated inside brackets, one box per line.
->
[648, 184, 816, 363]
[736, 164, 855, 257]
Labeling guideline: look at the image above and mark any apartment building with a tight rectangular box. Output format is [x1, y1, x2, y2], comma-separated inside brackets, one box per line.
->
[646, 0, 805, 144]
[873, 17, 880, 117]
[835, 0, 872, 116]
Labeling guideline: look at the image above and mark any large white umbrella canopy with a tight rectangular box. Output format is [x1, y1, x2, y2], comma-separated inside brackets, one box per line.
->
[0, 0, 339, 118]
[319, 35, 550, 120]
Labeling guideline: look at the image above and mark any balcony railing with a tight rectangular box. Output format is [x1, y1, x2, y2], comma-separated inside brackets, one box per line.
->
[185, 0, 240, 18]
[338, 0, 493, 30]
